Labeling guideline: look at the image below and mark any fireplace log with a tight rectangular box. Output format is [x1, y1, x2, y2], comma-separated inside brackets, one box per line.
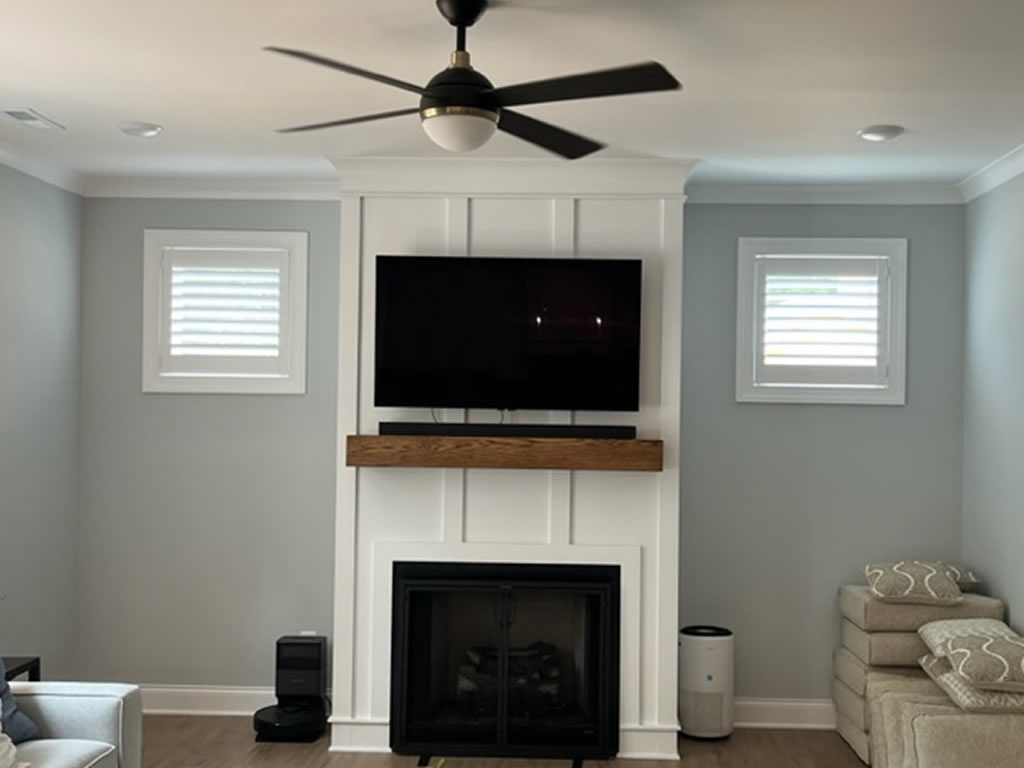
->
[458, 642, 561, 712]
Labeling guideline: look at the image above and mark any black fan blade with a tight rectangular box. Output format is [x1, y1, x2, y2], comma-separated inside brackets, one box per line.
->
[276, 108, 420, 134]
[498, 109, 603, 159]
[265, 46, 427, 95]
[488, 61, 679, 108]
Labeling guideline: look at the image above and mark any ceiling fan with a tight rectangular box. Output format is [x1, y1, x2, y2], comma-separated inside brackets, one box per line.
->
[266, 0, 681, 159]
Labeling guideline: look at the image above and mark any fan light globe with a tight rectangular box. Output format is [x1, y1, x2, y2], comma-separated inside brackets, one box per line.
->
[421, 109, 498, 152]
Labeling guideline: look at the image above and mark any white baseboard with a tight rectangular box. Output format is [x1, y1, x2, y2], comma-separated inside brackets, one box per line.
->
[734, 697, 836, 730]
[141, 685, 275, 716]
[141, 687, 835, 736]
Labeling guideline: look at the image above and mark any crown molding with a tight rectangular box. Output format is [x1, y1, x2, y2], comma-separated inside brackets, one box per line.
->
[957, 142, 1024, 202]
[0, 143, 85, 195]
[82, 175, 342, 200]
[331, 157, 696, 197]
[15, 143, 1014, 206]
[686, 182, 963, 205]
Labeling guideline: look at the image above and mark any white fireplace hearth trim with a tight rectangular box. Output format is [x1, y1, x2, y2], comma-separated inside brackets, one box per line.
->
[618, 725, 681, 760]
[328, 719, 390, 752]
[370, 541, 643, 725]
[326, 720, 682, 760]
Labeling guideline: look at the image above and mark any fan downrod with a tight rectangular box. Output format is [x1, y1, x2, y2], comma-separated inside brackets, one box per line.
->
[436, 0, 489, 28]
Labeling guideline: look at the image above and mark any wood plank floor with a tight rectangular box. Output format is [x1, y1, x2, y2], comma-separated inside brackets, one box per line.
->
[143, 716, 866, 768]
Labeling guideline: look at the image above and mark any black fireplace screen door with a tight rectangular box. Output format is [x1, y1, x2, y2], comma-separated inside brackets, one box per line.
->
[390, 561, 620, 762]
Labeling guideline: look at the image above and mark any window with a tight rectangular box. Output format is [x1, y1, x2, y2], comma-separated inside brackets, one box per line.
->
[143, 229, 308, 394]
[736, 237, 907, 405]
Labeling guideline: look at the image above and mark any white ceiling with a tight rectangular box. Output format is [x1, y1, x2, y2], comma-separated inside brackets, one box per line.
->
[3, 0, 1024, 187]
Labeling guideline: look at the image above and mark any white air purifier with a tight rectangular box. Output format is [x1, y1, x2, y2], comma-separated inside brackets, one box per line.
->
[678, 625, 734, 738]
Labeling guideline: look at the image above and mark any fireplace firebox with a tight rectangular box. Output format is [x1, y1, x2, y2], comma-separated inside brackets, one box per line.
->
[390, 561, 620, 766]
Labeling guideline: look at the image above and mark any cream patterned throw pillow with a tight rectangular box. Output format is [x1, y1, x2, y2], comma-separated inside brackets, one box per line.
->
[943, 563, 983, 591]
[0, 720, 28, 768]
[0, 723, 15, 768]
[919, 618, 1017, 657]
[945, 632, 1024, 692]
[864, 561, 963, 605]
[920, 653, 1024, 713]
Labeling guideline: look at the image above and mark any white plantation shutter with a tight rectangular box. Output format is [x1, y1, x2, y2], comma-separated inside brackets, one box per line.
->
[162, 252, 288, 373]
[757, 256, 886, 387]
[169, 264, 282, 359]
[736, 238, 906, 405]
[143, 230, 308, 394]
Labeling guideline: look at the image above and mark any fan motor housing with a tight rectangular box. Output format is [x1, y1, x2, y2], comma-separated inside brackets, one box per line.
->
[419, 65, 498, 118]
[436, 0, 489, 27]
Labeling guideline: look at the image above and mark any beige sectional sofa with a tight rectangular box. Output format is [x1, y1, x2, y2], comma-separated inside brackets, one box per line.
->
[833, 585, 1008, 765]
[868, 683, 1024, 768]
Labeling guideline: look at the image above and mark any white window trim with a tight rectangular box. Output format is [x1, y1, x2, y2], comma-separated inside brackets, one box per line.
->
[143, 228, 308, 394]
[736, 237, 907, 405]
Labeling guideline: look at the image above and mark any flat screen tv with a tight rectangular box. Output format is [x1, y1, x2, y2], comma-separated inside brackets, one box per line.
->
[374, 255, 642, 412]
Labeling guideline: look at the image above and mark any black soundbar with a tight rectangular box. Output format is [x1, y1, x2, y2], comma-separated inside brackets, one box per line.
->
[379, 422, 637, 439]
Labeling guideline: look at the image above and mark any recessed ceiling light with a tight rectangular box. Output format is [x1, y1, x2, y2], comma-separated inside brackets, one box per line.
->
[857, 124, 905, 142]
[119, 121, 163, 138]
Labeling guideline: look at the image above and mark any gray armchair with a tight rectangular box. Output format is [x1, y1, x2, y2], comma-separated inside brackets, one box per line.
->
[10, 682, 141, 768]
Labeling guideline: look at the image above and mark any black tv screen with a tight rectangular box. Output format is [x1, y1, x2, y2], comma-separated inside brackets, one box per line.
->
[374, 255, 642, 412]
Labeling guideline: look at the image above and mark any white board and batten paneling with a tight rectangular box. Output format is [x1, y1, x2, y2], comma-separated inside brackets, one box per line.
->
[332, 158, 693, 759]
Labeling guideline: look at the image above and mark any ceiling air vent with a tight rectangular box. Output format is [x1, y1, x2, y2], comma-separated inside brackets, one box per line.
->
[3, 108, 65, 130]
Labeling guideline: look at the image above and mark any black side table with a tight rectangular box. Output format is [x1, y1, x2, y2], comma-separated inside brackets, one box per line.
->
[2, 657, 41, 681]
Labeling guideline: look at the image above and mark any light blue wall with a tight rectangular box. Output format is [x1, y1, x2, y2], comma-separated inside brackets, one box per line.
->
[76, 199, 340, 685]
[0, 164, 81, 676]
[5, 162, 1004, 705]
[681, 203, 966, 698]
[963, 174, 1024, 630]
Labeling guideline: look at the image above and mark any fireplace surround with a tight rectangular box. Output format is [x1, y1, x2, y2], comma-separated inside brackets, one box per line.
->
[330, 160, 688, 759]
[390, 561, 620, 764]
